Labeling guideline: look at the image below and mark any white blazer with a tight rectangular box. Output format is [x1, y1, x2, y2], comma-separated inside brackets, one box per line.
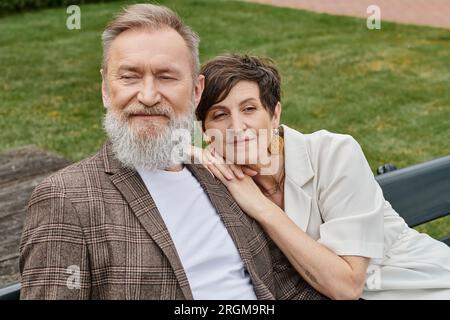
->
[281, 124, 450, 299]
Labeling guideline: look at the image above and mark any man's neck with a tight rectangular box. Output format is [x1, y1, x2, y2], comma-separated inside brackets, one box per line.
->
[164, 163, 185, 172]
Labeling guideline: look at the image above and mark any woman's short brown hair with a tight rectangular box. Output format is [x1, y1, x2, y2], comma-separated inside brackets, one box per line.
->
[196, 54, 281, 129]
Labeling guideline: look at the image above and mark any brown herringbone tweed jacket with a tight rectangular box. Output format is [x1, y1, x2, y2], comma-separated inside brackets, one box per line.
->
[19, 142, 324, 300]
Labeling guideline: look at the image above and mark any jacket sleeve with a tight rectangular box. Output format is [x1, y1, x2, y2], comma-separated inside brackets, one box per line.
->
[314, 132, 385, 259]
[19, 179, 91, 299]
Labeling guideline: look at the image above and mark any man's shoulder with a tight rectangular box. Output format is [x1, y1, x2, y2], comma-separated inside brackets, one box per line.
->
[29, 146, 108, 205]
[48, 146, 106, 184]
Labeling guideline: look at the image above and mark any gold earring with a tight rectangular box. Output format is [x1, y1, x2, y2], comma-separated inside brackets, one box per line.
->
[203, 134, 212, 145]
[268, 127, 284, 155]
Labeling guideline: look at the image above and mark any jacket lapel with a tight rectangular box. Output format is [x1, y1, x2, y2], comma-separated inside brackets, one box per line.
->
[282, 124, 315, 232]
[102, 142, 193, 300]
[186, 164, 275, 300]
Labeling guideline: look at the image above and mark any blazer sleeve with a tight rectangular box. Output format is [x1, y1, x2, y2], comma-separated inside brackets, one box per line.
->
[314, 133, 385, 259]
[19, 179, 91, 299]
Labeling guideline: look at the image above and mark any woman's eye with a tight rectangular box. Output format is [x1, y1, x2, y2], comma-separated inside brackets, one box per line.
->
[213, 113, 226, 120]
[243, 106, 256, 112]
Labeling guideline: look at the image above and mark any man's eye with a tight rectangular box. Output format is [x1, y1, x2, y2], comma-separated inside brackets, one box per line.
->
[120, 75, 137, 80]
[159, 76, 176, 80]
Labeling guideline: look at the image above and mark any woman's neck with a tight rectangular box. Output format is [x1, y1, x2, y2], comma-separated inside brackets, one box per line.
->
[247, 152, 285, 191]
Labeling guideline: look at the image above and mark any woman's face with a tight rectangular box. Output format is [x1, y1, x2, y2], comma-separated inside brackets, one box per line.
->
[203, 80, 281, 165]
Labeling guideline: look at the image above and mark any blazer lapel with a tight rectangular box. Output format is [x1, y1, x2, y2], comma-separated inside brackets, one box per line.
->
[102, 142, 193, 300]
[186, 164, 275, 300]
[282, 124, 315, 232]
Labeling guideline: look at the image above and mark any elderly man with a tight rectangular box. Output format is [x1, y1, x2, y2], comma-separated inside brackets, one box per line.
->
[19, 4, 323, 300]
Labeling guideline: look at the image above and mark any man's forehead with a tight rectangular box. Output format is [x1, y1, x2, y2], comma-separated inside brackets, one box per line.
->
[108, 27, 191, 69]
[113, 57, 181, 73]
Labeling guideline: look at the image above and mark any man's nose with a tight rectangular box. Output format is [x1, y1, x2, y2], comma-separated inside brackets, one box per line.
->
[137, 76, 161, 106]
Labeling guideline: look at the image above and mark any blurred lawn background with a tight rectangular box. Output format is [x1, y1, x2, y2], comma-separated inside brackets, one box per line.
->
[0, 0, 449, 237]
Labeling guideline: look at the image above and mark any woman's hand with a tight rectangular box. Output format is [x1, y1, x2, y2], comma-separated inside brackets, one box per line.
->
[203, 148, 275, 220]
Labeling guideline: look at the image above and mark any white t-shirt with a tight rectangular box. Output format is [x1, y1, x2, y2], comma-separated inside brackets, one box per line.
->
[137, 166, 257, 300]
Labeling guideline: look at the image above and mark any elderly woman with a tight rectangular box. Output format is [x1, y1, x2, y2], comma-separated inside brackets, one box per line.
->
[193, 54, 450, 300]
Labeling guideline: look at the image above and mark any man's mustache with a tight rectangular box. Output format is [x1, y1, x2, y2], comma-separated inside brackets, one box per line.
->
[122, 103, 175, 119]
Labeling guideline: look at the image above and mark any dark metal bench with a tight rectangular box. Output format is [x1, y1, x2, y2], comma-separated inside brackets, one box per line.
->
[0, 283, 20, 300]
[375, 154, 450, 246]
[1, 154, 449, 300]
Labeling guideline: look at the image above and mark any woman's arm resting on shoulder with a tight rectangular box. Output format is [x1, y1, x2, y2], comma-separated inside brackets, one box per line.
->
[260, 204, 369, 300]
[205, 136, 376, 300]
[207, 157, 370, 300]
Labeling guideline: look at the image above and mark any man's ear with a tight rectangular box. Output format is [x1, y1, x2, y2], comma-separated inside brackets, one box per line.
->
[272, 102, 282, 128]
[194, 74, 205, 107]
[100, 69, 109, 109]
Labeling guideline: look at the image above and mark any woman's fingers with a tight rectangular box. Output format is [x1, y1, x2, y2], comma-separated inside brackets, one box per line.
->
[207, 163, 228, 184]
[198, 148, 214, 176]
[194, 146, 238, 181]
[204, 148, 235, 180]
[242, 166, 259, 177]
[229, 164, 245, 179]
[214, 162, 235, 180]
[201, 146, 251, 181]
[204, 146, 221, 164]
[203, 148, 215, 164]
[203, 161, 215, 177]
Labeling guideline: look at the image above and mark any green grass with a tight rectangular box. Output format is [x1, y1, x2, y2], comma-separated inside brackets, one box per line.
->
[1, 0, 449, 238]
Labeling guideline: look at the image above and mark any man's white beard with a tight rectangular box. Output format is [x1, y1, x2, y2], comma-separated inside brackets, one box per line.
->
[103, 103, 194, 171]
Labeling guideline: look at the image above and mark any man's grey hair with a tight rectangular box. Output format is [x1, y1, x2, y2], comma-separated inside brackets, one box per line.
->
[101, 3, 200, 76]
